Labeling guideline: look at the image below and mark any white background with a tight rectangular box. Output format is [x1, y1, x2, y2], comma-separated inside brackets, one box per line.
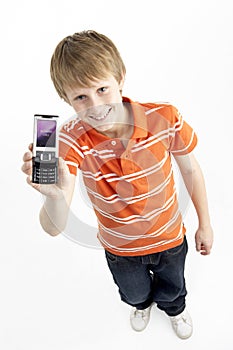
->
[1, 0, 233, 349]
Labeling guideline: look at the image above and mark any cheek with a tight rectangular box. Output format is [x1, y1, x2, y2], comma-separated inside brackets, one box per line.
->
[71, 102, 85, 114]
[106, 92, 122, 105]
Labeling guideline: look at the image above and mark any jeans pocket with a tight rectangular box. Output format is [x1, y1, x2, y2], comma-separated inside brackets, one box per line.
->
[105, 250, 118, 264]
[165, 237, 188, 256]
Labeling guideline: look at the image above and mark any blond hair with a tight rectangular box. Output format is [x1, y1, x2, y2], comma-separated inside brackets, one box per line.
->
[50, 30, 126, 103]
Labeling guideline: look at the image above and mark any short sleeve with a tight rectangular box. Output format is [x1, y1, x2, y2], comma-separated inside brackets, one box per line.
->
[169, 106, 198, 155]
[59, 123, 85, 175]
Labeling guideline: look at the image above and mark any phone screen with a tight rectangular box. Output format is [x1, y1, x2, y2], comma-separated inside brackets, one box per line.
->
[36, 119, 57, 147]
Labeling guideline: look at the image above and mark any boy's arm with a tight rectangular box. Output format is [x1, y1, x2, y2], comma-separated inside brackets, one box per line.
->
[22, 144, 76, 236]
[174, 152, 214, 255]
[39, 170, 76, 236]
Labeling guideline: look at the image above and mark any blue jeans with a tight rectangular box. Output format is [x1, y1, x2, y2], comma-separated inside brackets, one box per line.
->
[105, 237, 188, 317]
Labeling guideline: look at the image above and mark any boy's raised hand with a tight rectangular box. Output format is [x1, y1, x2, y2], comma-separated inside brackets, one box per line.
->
[21, 143, 72, 199]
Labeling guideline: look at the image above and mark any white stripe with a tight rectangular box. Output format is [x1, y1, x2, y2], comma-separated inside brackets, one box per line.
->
[59, 132, 89, 150]
[82, 151, 169, 183]
[145, 106, 165, 115]
[63, 117, 81, 132]
[83, 148, 114, 156]
[152, 101, 171, 105]
[108, 153, 168, 183]
[86, 167, 173, 205]
[174, 114, 183, 130]
[98, 225, 183, 253]
[132, 118, 183, 153]
[59, 136, 84, 159]
[93, 154, 117, 159]
[131, 133, 172, 153]
[84, 152, 116, 159]
[82, 170, 118, 181]
[93, 190, 177, 225]
[98, 209, 180, 240]
[132, 129, 172, 150]
[171, 130, 195, 154]
[65, 161, 79, 168]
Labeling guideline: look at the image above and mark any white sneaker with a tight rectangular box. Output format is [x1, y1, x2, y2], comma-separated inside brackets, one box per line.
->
[170, 308, 193, 339]
[130, 305, 152, 332]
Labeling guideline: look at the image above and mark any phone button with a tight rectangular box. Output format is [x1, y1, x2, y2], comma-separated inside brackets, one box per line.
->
[40, 153, 52, 161]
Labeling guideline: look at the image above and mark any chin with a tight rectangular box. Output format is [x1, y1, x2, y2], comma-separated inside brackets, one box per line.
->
[95, 123, 115, 132]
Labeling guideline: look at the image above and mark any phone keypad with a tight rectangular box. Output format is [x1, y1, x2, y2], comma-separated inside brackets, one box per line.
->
[32, 153, 58, 184]
[35, 166, 57, 184]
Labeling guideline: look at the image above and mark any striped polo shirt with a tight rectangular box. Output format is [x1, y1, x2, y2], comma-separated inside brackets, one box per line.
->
[59, 97, 197, 256]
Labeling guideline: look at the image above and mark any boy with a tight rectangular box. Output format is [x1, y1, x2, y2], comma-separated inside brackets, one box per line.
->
[22, 30, 213, 339]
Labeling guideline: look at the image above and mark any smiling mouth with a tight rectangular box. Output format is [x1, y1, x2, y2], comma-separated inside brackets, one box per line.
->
[88, 107, 112, 121]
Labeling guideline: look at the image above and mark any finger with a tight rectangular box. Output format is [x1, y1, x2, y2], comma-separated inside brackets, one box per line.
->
[196, 240, 202, 252]
[23, 150, 32, 162]
[21, 162, 32, 175]
[203, 246, 211, 255]
[26, 175, 41, 192]
[58, 158, 71, 187]
[200, 244, 211, 255]
[200, 250, 209, 256]
[58, 157, 69, 175]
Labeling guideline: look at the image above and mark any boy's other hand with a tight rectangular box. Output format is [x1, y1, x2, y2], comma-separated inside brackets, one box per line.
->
[195, 225, 214, 255]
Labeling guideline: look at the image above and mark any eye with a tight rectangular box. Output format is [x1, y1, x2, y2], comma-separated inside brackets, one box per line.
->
[98, 87, 108, 94]
[74, 95, 87, 101]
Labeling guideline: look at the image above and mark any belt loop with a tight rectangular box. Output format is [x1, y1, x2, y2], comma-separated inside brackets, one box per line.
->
[141, 255, 147, 264]
[141, 255, 152, 264]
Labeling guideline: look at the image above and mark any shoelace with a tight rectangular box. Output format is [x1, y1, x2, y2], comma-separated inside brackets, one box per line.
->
[134, 309, 147, 319]
[172, 314, 189, 327]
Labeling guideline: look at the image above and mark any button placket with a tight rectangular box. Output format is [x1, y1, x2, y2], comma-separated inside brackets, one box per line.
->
[108, 139, 125, 159]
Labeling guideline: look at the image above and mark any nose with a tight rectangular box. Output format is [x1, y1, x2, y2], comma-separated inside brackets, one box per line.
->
[86, 95, 105, 115]
[87, 94, 103, 109]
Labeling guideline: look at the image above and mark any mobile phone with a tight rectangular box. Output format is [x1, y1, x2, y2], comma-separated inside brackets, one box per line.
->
[32, 114, 59, 184]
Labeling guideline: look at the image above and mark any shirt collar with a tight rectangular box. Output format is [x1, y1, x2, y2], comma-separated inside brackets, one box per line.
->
[122, 96, 148, 139]
[81, 96, 148, 141]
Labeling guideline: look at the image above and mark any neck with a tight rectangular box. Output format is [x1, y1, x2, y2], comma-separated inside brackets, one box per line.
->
[101, 104, 134, 139]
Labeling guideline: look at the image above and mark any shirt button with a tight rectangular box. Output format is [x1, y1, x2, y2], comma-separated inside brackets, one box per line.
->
[111, 140, 117, 146]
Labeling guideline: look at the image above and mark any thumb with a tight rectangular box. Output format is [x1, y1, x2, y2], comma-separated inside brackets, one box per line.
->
[58, 157, 69, 174]
[58, 158, 71, 186]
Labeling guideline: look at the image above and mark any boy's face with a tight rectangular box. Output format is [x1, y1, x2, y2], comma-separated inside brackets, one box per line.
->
[65, 75, 127, 135]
